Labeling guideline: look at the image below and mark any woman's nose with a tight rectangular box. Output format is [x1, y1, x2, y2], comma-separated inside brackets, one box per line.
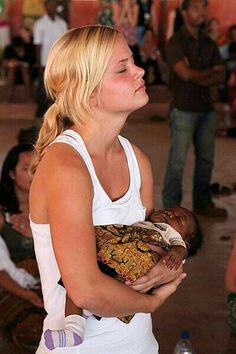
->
[134, 64, 145, 79]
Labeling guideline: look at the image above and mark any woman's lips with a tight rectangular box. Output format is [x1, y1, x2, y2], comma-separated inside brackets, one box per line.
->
[135, 83, 146, 92]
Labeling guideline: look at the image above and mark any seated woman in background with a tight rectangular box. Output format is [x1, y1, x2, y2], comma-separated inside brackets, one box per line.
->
[0, 144, 35, 263]
[0, 143, 44, 351]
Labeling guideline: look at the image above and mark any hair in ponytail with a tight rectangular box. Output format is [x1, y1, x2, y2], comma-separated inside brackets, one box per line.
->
[30, 103, 71, 175]
[30, 25, 119, 175]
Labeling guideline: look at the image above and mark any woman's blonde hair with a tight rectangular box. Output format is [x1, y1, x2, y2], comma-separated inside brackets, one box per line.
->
[30, 25, 120, 175]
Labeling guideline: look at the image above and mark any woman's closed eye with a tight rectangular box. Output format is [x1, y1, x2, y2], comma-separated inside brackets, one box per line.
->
[117, 68, 127, 73]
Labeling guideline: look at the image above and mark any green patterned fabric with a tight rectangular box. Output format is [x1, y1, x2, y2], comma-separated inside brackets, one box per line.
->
[227, 293, 236, 335]
[0, 0, 4, 14]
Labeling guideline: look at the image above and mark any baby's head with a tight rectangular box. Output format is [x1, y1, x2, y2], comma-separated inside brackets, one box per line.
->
[152, 207, 202, 256]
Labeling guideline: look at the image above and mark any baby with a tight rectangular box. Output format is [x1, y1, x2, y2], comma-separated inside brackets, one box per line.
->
[44, 207, 201, 350]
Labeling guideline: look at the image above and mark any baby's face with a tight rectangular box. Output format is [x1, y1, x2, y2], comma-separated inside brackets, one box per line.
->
[153, 207, 195, 240]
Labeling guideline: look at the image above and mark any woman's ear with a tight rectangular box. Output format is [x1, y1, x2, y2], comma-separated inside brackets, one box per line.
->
[90, 88, 99, 108]
[9, 170, 15, 180]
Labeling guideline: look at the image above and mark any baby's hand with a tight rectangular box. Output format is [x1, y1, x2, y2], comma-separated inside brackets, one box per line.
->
[161, 246, 186, 271]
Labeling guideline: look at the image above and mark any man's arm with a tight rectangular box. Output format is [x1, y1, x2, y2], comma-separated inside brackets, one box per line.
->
[167, 35, 225, 86]
[173, 59, 214, 84]
[199, 64, 226, 87]
[165, 35, 213, 84]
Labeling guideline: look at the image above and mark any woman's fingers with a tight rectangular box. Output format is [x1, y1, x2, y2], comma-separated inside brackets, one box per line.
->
[151, 273, 187, 305]
[125, 262, 183, 293]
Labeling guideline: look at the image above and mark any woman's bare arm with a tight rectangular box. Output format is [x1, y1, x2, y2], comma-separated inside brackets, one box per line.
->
[31, 143, 185, 318]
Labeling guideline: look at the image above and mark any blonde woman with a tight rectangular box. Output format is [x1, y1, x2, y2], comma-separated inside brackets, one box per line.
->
[29, 25, 186, 353]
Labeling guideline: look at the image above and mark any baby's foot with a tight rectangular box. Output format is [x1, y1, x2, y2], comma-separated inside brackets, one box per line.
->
[44, 328, 83, 350]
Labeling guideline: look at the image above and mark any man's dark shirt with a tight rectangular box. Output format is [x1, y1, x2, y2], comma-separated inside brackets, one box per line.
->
[166, 26, 223, 112]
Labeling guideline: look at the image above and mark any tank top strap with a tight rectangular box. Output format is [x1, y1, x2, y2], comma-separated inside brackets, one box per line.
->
[51, 130, 141, 202]
[118, 135, 141, 190]
[51, 129, 98, 180]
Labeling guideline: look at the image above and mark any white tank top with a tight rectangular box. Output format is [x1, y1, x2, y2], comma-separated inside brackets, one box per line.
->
[30, 129, 158, 354]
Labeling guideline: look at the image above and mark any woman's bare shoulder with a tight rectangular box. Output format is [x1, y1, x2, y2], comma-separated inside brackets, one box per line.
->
[30, 142, 93, 222]
[35, 142, 89, 181]
[131, 144, 152, 170]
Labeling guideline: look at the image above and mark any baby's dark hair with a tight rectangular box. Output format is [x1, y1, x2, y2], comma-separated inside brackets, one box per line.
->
[181, 0, 208, 11]
[187, 212, 203, 257]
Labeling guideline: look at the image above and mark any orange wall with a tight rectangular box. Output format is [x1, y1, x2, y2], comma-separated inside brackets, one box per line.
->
[70, 0, 100, 28]
[208, 0, 236, 34]
[10, 0, 23, 35]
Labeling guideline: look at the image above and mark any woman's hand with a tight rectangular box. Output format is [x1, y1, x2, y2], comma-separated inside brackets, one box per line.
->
[125, 260, 184, 293]
[10, 213, 33, 238]
[149, 272, 187, 311]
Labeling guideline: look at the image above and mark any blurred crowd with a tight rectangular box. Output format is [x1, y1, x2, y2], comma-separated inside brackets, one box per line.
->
[0, 0, 235, 122]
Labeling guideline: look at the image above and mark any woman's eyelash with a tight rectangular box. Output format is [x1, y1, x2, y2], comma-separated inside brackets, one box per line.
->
[118, 69, 127, 73]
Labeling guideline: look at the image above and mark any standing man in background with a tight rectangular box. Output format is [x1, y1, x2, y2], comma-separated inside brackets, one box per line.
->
[33, 0, 67, 119]
[162, 0, 227, 217]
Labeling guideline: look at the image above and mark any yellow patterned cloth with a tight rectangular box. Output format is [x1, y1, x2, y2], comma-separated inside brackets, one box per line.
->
[95, 223, 171, 323]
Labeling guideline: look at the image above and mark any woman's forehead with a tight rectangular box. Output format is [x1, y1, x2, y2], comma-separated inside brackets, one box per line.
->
[108, 36, 132, 66]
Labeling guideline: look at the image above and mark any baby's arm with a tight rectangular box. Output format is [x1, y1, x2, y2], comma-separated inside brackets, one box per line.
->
[160, 245, 187, 271]
[44, 282, 86, 350]
[65, 293, 83, 317]
[142, 222, 188, 270]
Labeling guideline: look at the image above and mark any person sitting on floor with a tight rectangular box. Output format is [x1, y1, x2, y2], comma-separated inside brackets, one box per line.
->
[2, 36, 34, 101]
[0, 143, 35, 263]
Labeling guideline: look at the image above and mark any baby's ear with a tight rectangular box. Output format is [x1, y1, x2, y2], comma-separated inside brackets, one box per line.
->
[187, 228, 203, 257]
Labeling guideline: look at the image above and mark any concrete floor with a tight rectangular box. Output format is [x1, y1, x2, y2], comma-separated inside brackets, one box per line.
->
[0, 99, 236, 353]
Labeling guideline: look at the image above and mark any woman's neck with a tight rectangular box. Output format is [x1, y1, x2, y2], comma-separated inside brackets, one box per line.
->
[15, 188, 29, 214]
[72, 110, 128, 155]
